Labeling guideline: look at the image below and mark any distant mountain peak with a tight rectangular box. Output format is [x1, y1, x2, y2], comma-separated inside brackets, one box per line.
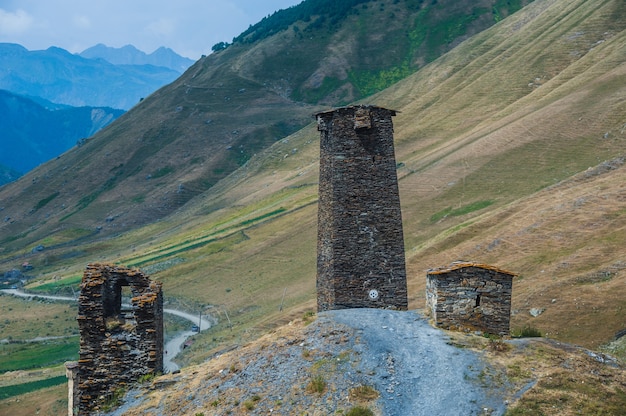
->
[0, 42, 28, 54]
[79, 43, 194, 73]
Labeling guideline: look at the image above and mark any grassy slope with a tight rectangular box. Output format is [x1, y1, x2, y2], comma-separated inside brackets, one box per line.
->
[0, 0, 530, 255]
[0, 384, 67, 416]
[382, 0, 626, 348]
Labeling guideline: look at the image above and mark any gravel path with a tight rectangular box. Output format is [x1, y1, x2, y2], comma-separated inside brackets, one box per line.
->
[109, 308, 507, 415]
[328, 308, 505, 415]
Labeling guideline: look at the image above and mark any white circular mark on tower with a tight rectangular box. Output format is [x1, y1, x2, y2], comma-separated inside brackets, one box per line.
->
[369, 289, 379, 300]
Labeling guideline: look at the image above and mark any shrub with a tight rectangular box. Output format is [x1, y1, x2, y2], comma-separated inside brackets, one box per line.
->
[101, 387, 126, 412]
[302, 310, 316, 325]
[511, 325, 543, 338]
[349, 385, 379, 401]
[306, 375, 327, 394]
[242, 395, 261, 411]
[137, 372, 157, 384]
[488, 338, 511, 352]
[346, 406, 375, 416]
[489, 338, 511, 352]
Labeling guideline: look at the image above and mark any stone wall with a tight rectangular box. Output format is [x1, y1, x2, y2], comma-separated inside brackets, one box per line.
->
[316, 105, 407, 311]
[426, 262, 514, 336]
[75, 263, 163, 415]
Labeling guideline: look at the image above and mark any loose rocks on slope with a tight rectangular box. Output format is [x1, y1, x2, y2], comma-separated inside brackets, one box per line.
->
[109, 309, 507, 415]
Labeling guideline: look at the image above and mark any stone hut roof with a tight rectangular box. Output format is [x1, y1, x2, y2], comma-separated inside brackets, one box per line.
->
[427, 261, 517, 276]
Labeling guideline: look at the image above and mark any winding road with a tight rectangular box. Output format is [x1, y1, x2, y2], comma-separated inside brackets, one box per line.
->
[0, 289, 213, 372]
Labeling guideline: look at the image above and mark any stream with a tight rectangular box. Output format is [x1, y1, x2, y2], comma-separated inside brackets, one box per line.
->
[0, 289, 213, 372]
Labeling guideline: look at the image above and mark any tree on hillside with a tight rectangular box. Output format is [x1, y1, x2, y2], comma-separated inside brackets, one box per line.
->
[212, 42, 230, 52]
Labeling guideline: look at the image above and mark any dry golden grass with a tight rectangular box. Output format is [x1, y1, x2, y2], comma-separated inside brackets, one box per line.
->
[408, 162, 626, 349]
[0, 295, 77, 340]
[0, 384, 66, 416]
[349, 385, 380, 402]
[443, 330, 626, 416]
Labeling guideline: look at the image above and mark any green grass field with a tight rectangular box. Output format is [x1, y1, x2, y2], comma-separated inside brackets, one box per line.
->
[0, 376, 67, 401]
[0, 339, 78, 373]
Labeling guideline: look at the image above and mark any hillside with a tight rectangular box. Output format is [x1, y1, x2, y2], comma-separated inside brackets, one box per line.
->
[0, 0, 625, 413]
[0, 0, 531, 253]
[0, 90, 124, 175]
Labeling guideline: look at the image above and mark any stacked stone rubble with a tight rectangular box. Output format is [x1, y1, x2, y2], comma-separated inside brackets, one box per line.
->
[426, 262, 514, 336]
[76, 263, 163, 415]
[316, 105, 407, 311]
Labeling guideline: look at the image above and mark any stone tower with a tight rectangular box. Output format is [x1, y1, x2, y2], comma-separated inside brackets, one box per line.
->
[75, 263, 163, 415]
[316, 105, 407, 311]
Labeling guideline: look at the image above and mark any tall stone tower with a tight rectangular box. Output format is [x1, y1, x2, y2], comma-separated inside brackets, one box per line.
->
[316, 105, 407, 311]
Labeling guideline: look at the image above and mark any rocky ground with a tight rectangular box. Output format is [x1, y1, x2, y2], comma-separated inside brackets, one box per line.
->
[108, 309, 507, 415]
[107, 309, 625, 416]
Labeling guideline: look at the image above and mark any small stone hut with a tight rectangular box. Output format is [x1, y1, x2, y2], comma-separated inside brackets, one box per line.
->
[426, 262, 515, 336]
[316, 105, 407, 311]
[74, 263, 163, 415]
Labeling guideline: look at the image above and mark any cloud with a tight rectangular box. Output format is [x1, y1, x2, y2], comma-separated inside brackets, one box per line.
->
[73, 15, 91, 29]
[145, 18, 176, 37]
[0, 8, 33, 35]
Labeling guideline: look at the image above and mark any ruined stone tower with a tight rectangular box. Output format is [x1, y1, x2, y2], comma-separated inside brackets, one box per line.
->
[75, 263, 163, 415]
[316, 105, 408, 311]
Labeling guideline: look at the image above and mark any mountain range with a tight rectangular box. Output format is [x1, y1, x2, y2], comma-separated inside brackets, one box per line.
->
[0, 0, 625, 413]
[0, 43, 190, 110]
[79, 43, 195, 73]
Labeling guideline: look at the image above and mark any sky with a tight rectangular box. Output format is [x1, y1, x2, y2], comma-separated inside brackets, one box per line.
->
[0, 0, 303, 59]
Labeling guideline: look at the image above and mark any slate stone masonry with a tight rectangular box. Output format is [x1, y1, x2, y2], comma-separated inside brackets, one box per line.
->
[426, 262, 515, 336]
[316, 105, 408, 311]
[75, 263, 163, 415]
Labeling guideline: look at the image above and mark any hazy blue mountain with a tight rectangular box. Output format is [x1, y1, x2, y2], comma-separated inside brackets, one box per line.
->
[0, 89, 124, 175]
[80, 44, 195, 73]
[0, 43, 181, 109]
